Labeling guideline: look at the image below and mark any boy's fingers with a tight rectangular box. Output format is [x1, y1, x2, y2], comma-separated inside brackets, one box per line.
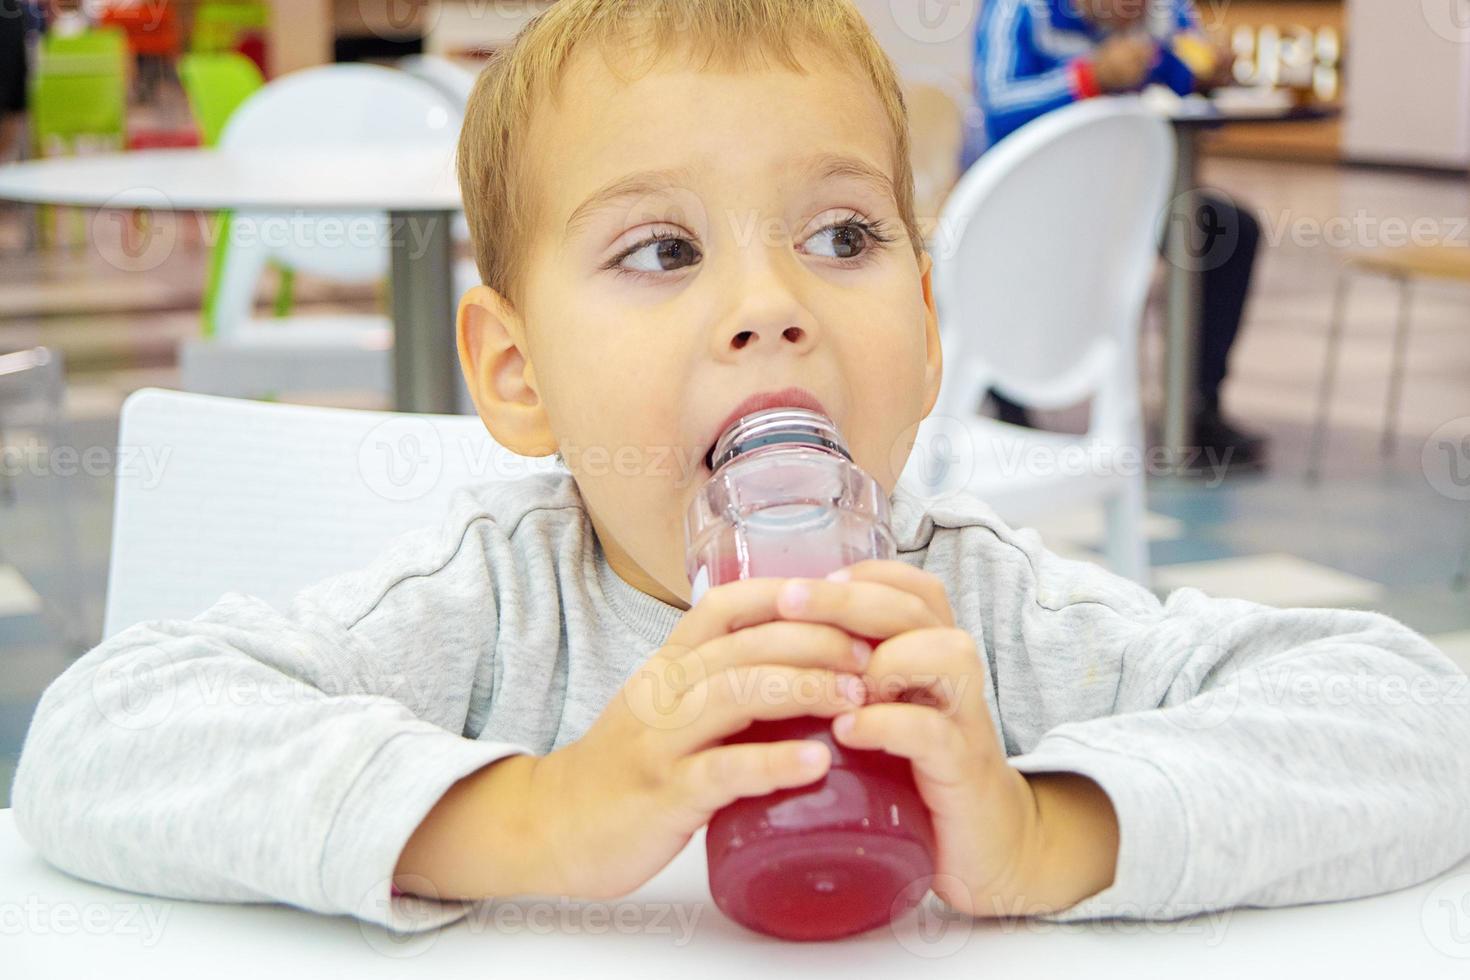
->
[831, 703, 981, 789]
[663, 665, 866, 754]
[865, 628, 990, 724]
[670, 578, 792, 648]
[835, 561, 955, 626]
[675, 739, 831, 816]
[774, 578, 942, 639]
[668, 621, 869, 681]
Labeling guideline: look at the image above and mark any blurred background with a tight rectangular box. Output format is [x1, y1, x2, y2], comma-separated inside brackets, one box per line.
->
[1, 0, 1468, 808]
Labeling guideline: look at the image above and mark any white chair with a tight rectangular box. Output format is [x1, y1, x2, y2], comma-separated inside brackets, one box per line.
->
[900, 97, 1175, 584]
[178, 64, 459, 404]
[398, 54, 477, 109]
[103, 388, 561, 637]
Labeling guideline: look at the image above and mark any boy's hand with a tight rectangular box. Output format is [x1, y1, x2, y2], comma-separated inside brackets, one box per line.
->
[518, 579, 869, 899]
[772, 561, 1121, 917]
[1093, 33, 1158, 93]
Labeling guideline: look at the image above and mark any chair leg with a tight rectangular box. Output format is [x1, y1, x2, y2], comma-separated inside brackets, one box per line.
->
[1105, 471, 1151, 588]
[1308, 268, 1352, 483]
[0, 404, 12, 507]
[1381, 275, 1413, 458]
[1456, 509, 1470, 591]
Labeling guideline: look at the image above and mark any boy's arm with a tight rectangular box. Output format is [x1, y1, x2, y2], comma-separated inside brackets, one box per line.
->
[11, 508, 525, 935]
[974, 0, 1091, 146]
[963, 525, 1470, 920]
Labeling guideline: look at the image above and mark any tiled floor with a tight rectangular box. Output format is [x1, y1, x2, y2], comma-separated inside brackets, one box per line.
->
[3, 153, 1470, 809]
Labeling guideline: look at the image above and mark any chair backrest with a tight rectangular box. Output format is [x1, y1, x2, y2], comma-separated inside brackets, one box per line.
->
[103, 388, 563, 637]
[30, 28, 128, 151]
[179, 52, 264, 147]
[210, 64, 458, 327]
[397, 54, 477, 112]
[929, 97, 1174, 434]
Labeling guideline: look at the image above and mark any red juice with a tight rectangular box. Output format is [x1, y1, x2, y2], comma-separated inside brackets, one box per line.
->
[686, 408, 937, 941]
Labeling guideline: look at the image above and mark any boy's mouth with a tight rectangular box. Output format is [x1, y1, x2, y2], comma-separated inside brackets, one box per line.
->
[701, 386, 831, 472]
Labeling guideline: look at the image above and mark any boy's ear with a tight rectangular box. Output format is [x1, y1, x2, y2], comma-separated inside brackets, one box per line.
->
[918, 250, 944, 418]
[456, 285, 558, 457]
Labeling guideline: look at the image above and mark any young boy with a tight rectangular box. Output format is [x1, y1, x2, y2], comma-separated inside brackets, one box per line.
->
[973, 0, 1268, 469]
[12, 0, 1470, 937]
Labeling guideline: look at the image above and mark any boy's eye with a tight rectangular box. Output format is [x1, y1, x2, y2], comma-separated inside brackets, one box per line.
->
[802, 216, 897, 261]
[616, 233, 702, 275]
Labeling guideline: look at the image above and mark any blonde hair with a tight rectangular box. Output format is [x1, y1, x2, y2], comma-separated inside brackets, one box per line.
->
[456, 0, 922, 312]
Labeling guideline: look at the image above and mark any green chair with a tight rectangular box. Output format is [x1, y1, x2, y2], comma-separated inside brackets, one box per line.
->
[179, 51, 263, 147]
[178, 52, 292, 336]
[190, 1, 269, 55]
[29, 28, 129, 246]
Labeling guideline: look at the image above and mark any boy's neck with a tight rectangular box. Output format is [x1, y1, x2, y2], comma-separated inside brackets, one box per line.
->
[588, 512, 689, 611]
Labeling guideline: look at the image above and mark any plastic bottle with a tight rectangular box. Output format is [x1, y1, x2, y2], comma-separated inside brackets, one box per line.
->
[685, 407, 937, 941]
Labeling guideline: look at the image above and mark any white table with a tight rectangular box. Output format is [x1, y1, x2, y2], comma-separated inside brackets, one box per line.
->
[0, 148, 465, 414]
[1159, 101, 1339, 458]
[5, 810, 1469, 979]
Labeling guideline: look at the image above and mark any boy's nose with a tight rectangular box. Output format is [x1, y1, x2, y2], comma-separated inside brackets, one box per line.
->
[712, 279, 821, 361]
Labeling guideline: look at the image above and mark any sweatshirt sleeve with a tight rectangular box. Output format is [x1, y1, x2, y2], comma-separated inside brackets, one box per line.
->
[10, 501, 528, 935]
[974, 0, 1089, 146]
[968, 525, 1470, 921]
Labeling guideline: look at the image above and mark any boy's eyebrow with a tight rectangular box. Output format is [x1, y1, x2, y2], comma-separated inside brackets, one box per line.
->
[563, 165, 700, 243]
[562, 153, 895, 243]
[797, 152, 897, 208]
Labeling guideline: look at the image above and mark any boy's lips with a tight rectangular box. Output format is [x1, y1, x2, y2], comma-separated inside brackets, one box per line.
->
[702, 387, 831, 469]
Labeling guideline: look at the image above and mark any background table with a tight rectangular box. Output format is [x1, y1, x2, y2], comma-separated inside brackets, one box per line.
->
[0, 147, 465, 414]
[5, 809, 1468, 978]
[1160, 102, 1340, 458]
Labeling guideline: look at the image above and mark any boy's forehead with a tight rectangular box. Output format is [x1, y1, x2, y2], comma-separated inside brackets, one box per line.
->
[528, 45, 898, 230]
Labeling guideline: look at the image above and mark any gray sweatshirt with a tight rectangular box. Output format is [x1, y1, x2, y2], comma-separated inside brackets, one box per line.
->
[11, 472, 1470, 934]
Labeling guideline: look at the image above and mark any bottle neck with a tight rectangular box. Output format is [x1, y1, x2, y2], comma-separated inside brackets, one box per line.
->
[707, 408, 852, 474]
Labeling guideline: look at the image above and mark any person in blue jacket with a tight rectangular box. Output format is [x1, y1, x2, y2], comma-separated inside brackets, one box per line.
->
[970, 0, 1267, 470]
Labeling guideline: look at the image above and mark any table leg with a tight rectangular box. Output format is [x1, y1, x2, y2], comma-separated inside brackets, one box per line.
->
[1163, 129, 1203, 459]
[389, 209, 459, 414]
